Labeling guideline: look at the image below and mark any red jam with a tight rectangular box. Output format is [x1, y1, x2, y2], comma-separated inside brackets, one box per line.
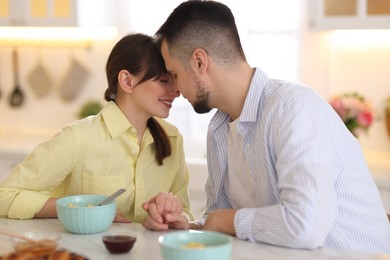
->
[102, 235, 136, 254]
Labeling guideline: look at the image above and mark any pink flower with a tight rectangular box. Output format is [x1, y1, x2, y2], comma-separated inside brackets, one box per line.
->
[329, 96, 347, 120]
[357, 110, 374, 128]
[328, 92, 375, 137]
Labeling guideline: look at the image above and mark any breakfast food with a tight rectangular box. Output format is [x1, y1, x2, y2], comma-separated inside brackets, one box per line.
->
[13, 239, 57, 257]
[182, 242, 205, 249]
[67, 203, 95, 208]
[0, 250, 89, 260]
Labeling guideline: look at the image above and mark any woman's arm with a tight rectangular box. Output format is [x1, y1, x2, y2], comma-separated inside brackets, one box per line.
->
[34, 198, 57, 218]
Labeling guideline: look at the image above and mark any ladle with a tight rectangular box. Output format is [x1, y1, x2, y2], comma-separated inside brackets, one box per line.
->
[8, 48, 24, 107]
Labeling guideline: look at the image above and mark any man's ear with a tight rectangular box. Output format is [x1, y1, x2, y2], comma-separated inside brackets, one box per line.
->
[118, 70, 134, 93]
[192, 48, 208, 74]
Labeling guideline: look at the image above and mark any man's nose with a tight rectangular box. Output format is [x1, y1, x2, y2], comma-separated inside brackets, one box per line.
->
[170, 82, 180, 97]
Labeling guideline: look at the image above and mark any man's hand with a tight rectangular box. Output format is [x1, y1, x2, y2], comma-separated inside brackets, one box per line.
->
[203, 209, 236, 236]
[141, 192, 189, 231]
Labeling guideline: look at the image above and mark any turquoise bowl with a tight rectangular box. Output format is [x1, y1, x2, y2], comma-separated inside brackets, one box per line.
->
[56, 195, 116, 235]
[158, 230, 232, 260]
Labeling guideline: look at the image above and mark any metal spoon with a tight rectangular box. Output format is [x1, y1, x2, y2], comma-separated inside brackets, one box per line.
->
[99, 188, 126, 206]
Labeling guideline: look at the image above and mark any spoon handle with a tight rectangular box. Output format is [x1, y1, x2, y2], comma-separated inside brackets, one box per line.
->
[0, 229, 36, 242]
[99, 188, 126, 206]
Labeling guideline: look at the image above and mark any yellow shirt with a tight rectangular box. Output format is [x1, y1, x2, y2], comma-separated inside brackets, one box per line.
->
[0, 101, 193, 222]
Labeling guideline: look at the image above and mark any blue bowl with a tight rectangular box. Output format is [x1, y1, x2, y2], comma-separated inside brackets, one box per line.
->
[56, 195, 116, 234]
[158, 230, 232, 260]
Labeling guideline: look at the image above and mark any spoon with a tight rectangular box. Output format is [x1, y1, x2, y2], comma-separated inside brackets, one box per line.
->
[99, 188, 126, 206]
[0, 230, 38, 243]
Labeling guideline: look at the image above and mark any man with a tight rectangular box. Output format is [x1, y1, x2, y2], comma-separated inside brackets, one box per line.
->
[147, 0, 390, 254]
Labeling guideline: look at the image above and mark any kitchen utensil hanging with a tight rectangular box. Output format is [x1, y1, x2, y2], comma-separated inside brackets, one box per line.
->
[58, 54, 89, 102]
[0, 50, 2, 100]
[27, 48, 52, 99]
[8, 48, 25, 107]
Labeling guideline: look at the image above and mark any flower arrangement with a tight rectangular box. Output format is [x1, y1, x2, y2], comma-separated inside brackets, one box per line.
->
[328, 92, 375, 137]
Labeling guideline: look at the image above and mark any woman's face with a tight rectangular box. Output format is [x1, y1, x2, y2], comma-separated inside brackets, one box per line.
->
[131, 73, 179, 119]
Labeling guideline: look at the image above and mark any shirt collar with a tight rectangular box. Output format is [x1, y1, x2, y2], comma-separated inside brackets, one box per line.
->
[210, 67, 269, 130]
[239, 67, 269, 122]
[101, 101, 179, 141]
[101, 101, 133, 139]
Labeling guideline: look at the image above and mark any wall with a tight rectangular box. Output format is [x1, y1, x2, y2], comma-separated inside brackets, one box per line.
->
[0, 40, 114, 147]
[300, 29, 390, 152]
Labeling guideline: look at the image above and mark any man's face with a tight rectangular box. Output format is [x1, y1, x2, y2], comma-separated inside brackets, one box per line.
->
[161, 41, 211, 114]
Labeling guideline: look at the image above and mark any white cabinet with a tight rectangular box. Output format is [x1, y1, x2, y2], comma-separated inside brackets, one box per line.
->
[187, 158, 208, 219]
[310, 0, 390, 30]
[364, 150, 390, 213]
[0, 0, 77, 26]
[373, 176, 390, 213]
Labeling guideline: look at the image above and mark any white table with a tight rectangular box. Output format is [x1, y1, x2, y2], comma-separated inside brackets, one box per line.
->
[0, 218, 388, 260]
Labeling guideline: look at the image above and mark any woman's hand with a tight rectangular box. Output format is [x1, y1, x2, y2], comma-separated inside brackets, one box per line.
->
[113, 209, 131, 223]
[34, 198, 58, 218]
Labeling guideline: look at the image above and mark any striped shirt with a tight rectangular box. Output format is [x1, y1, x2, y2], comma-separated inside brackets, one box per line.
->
[201, 68, 390, 254]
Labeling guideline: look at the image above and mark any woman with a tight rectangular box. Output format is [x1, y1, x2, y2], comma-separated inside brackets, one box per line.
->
[0, 33, 193, 230]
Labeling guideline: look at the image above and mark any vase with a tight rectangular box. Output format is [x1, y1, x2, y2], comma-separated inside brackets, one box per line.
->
[386, 110, 390, 138]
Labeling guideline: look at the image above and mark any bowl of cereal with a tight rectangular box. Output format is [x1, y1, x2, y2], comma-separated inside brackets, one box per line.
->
[56, 194, 116, 234]
[158, 230, 232, 260]
[11, 232, 60, 257]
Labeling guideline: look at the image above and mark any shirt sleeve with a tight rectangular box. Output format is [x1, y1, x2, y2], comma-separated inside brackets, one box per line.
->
[0, 126, 77, 219]
[235, 93, 337, 249]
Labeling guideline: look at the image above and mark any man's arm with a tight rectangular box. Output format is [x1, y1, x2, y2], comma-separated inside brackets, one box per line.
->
[202, 209, 236, 236]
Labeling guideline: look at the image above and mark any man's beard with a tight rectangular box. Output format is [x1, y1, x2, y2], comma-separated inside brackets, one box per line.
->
[193, 78, 211, 114]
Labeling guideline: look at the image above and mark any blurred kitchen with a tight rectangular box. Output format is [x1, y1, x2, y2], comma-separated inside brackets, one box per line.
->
[1, 0, 390, 218]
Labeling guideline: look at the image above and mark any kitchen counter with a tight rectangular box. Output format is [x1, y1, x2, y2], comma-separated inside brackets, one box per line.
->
[0, 218, 388, 259]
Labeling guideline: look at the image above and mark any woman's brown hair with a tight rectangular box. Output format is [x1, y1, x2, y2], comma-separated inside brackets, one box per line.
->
[105, 33, 171, 165]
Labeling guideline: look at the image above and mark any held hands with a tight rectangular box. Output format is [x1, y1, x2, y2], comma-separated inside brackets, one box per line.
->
[141, 192, 190, 231]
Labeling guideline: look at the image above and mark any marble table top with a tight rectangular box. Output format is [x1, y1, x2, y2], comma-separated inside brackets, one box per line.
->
[0, 218, 388, 260]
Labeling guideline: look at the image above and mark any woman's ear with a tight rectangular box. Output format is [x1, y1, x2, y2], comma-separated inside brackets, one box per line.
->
[118, 69, 134, 93]
[192, 48, 208, 74]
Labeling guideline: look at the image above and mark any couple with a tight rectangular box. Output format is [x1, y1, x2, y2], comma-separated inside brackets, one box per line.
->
[1, 1, 389, 255]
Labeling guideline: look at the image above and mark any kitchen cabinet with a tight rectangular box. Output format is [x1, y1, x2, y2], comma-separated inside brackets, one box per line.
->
[364, 150, 390, 213]
[0, 0, 77, 26]
[310, 0, 390, 30]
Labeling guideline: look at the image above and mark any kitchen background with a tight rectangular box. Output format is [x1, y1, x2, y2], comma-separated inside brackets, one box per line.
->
[1, 0, 390, 217]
